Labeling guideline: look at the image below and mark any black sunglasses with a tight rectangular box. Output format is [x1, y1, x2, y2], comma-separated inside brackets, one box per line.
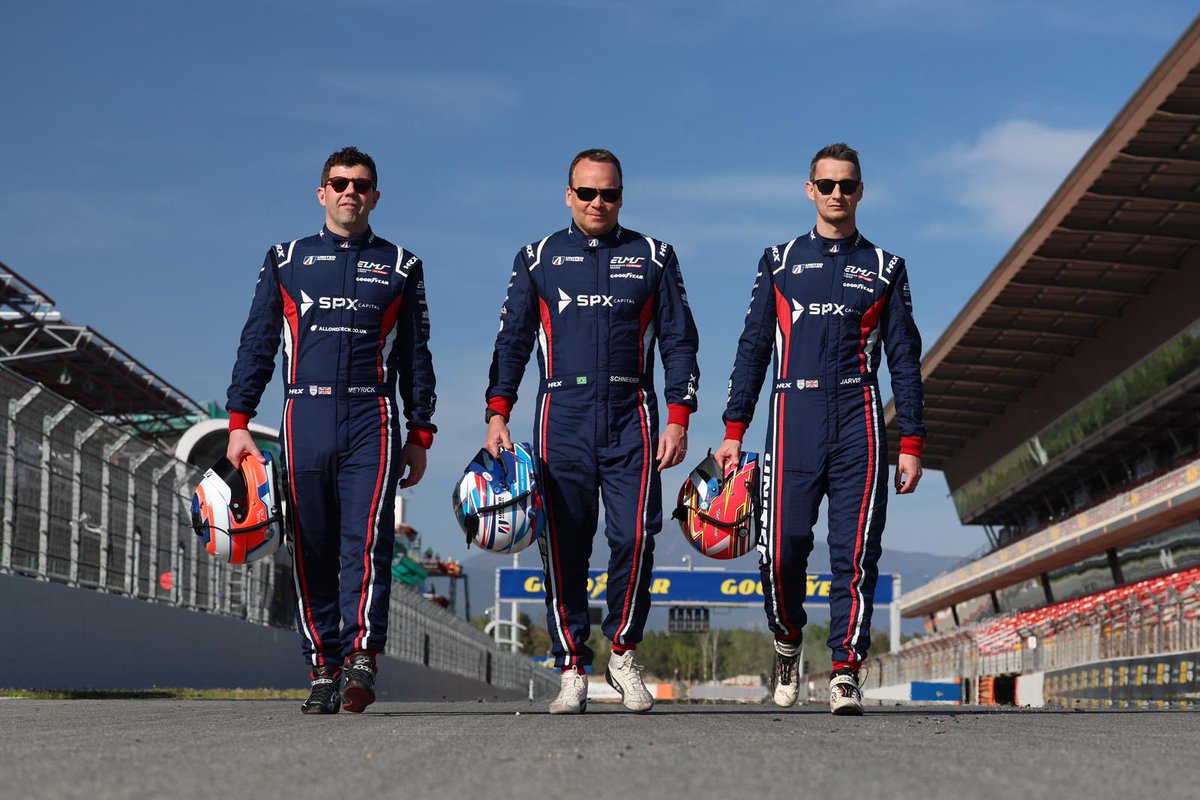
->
[572, 186, 622, 203]
[326, 176, 375, 193]
[812, 178, 860, 195]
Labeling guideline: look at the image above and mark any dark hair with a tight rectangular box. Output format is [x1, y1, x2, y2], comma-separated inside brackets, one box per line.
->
[568, 148, 623, 187]
[321, 146, 378, 188]
[809, 143, 861, 180]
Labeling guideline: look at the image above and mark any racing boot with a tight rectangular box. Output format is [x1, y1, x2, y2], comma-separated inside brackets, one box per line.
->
[549, 668, 588, 715]
[341, 651, 378, 713]
[829, 669, 864, 716]
[770, 652, 800, 708]
[300, 666, 342, 715]
[606, 649, 654, 713]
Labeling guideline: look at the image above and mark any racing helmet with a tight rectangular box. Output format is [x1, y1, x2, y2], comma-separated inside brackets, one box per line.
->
[191, 453, 287, 564]
[452, 443, 546, 554]
[672, 451, 759, 560]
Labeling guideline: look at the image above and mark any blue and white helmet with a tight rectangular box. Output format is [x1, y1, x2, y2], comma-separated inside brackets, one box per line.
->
[452, 443, 546, 554]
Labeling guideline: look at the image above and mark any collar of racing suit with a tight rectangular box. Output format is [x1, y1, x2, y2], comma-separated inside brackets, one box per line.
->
[566, 220, 625, 249]
[318, 224, 376, 250]
[807, 227, 866, 255]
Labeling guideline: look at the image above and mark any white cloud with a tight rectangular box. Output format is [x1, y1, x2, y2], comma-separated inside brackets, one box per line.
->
[932, 119, 1098, 238]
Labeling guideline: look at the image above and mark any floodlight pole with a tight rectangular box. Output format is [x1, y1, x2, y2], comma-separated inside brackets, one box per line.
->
[891, 574, 902, 653]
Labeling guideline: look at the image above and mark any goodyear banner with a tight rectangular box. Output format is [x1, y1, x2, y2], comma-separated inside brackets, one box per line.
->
[497, 568, 894, 607]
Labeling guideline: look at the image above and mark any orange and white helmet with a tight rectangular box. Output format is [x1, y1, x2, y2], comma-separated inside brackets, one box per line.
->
[191, 453, 286, 563]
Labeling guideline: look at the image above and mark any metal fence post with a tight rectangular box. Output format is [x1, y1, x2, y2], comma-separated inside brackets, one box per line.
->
[177, 475, 199, 610]
[69, 419, 104, 586]
[149, 460, 175, 601]
[125, 448, 156, 596]
[99, 433, 132, 590]
[38, 405, 74, 578]
[169, 463, 186, 606]
[2, 385, 41, 571]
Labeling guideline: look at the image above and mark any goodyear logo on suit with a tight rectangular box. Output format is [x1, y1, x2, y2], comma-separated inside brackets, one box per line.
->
[497, 568, 894, 606]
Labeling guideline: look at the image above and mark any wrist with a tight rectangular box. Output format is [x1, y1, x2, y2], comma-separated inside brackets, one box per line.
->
[406, 427, 434, 449]
[724, 420, 748, 442]
[228, 411, 251, 432]
[486, 396, 512, 422]
[667, 404, 692, 429]
[899, 435, 924, 458]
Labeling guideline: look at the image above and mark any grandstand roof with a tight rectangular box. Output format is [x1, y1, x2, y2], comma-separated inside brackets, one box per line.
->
[887, 16, 1200, 490]
[0, 261, 205, 438]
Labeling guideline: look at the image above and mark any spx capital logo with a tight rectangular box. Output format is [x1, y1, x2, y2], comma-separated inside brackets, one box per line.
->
[792, 301, 848, 321]
[300, 291, 361, 316]
[558, 288, 615, 312]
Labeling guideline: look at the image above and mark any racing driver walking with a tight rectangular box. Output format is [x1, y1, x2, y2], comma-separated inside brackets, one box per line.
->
[226, 147, 436, 715]
[484, 148, 699, 714]
[714, 143, 925, 715]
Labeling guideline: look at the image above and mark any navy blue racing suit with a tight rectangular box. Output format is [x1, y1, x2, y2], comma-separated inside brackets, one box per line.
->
[487, 222, 699, 669]
[723, 228, 924, 669]
[227, 225, 436, 670]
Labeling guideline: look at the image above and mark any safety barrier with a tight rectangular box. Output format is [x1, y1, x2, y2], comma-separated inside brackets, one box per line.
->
[0, 365, 555, 697]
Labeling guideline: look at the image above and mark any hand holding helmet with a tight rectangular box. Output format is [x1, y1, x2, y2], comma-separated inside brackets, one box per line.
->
[191, 452, 288, 564]
[452, 442, 546, 554]
[712, 437, 742, 475]
[673, 450, 760, 560]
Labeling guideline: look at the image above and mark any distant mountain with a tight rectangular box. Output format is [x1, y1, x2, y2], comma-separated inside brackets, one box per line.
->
[453, 527, 963, 636]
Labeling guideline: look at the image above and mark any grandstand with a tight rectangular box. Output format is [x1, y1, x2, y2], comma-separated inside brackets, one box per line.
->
[873, 15, 1200, 708]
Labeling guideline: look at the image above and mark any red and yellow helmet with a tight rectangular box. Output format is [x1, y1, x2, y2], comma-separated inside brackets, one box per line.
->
[673, 452, 759, 560]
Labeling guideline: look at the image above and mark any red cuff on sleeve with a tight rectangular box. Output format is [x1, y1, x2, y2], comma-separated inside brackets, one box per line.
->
[228, 411, 252, 432]
[724, 420, 749, 442]
[406, 426, 435, 450]
[487, 396, 513, 421]
[666, 404, 692, 429]
[899, 435, 925, 458]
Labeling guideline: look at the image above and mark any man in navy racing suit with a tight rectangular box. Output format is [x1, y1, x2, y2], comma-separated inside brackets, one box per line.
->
[226, 147, 436, 715]
[484, 149, 699, 714]
[714, 143, 925, 715]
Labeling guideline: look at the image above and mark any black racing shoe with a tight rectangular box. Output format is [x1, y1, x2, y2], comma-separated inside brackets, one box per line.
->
[341, 652, 378, 713]
[300, 666, 342, 715]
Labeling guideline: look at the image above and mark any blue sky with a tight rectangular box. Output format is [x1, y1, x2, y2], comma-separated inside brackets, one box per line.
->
[1, 1, 1195, 562]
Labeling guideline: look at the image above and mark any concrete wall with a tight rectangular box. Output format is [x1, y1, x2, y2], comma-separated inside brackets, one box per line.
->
[0, 572, 523, 700]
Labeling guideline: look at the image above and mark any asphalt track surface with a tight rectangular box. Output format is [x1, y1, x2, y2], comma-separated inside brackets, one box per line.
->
[4, 700, 1197, 800]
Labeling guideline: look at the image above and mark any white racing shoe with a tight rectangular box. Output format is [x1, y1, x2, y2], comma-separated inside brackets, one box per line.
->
[549, 669, 588, 715]
[771, 652, 800, 708]
[605, 650, 654, 712]
[829, 671, 864, 716]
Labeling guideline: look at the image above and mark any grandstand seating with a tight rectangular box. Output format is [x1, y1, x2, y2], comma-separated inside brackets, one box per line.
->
[872, 566, 1200, 692]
